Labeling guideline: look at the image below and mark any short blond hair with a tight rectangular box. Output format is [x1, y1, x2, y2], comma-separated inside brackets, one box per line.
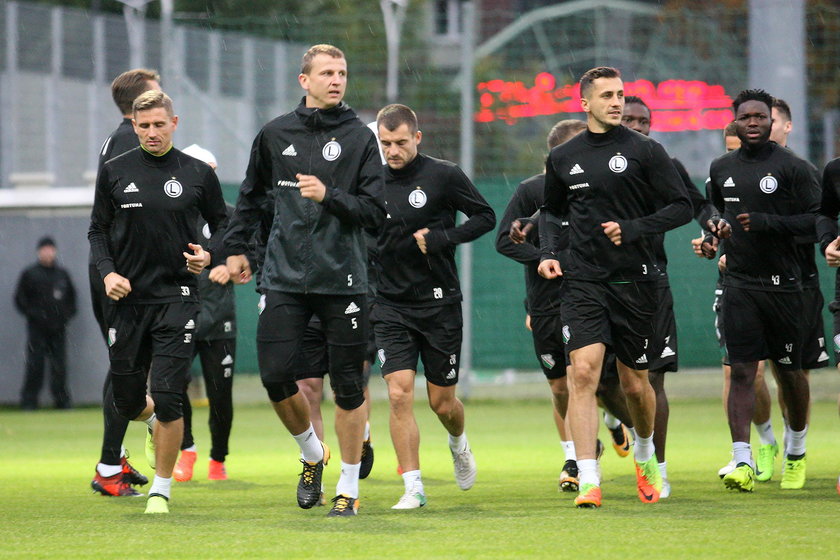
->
[132, 90, 174, 117]
[301, 44, 345, 75]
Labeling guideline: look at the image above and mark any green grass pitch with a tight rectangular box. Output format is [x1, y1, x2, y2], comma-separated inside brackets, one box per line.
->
[2, 395, 840, 559]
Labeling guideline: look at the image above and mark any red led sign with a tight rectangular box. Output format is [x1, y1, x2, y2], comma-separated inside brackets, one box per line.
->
[476, 72, 734, 131]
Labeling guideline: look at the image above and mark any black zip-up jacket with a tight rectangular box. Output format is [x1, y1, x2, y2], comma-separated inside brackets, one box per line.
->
[224, 99, 385, 295]
[540, 125, 692, 282]
[709, 141, 819, 292]
[377, 153, 495, 307]
[89, 146, 229, 304]
[495, 173, 563, 317]
[14, 262, 77, 331]
[195, 204, 236, 341]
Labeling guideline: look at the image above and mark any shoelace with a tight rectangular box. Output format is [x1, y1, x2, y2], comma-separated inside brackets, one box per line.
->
[454, 450, 471, 468]
[331, 496, 352, 511]
[300, 460, 317, 485]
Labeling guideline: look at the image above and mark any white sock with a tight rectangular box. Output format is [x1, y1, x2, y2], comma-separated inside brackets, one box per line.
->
[603, 412, 621, 430]
[96, 463, 122, 477]
[658, 461, 668, 481]
[120, 446, 127, 459]
[787, 426, 807, 457]
[336, 461, 360, 499]
[561, 440, 576, 461]
[292, 424, 324, 463]
[629, 427, 638, 442]
[732, 441, 752, 467]
[144, 413, 157, 431]
[149, 475, 172, 499]
[402, 469, 423, 494]
[182, 445, 197, 453]
[364, 421, 371, 441]
[449, 432, 468, 454]
[634, 434, 655, 463]
[578, 459, 599, 486]
[754, 420, 776, 446]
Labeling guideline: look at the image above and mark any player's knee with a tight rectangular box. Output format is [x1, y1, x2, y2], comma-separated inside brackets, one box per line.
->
[386, 381, 412, 408]
[332, 383, 364, 411]
[549, 377, 569, 399]
[151, 390, 183, 422]
[263, 380, 299, 403]
[430, 396, 454, 417]
[111, 371, 147, 420]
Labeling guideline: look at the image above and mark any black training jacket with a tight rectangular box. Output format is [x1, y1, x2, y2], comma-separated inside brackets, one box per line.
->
[709, 142, 819, 292]
[14, 262, 77, 331]
[540, 125, 692, 282]
[224, 99, 385, 295]
[495, 173, 563, 317]
[89, 146, 229, 304]
[376, 153, 495, 307]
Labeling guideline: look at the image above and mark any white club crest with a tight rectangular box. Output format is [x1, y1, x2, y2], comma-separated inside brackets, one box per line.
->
[322, 140, 341, 161]
[408, 188, 427, 208]
[759, 175, 778, 194]
[164, 179, 183, 198]
[609, 154, 628, 173]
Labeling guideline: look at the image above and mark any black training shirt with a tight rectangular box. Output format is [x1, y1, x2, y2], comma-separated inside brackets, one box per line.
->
[377, 153, 495, 307]
[540, 125, 692, 282]
[709, 142, 818, 292]
[89, 146, 229, 304]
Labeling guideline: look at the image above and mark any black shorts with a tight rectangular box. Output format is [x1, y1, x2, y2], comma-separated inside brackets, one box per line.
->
[193, 338, 236, 380]
[257, 291, 367, 388]
[530, 314, 569, 379]
[295, 317, 330, 380]
[722, 286, 803, 370]
[294, 316, 374, 387]
[560, 280, 656, 370]
[373, 302, 462, 386]
[801, 285, 828, 369]
[649, 283, 678, 373]
[108, 302, 199, 393]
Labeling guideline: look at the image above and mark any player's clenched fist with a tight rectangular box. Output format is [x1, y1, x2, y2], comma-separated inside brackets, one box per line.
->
[226, 254, 252, 284]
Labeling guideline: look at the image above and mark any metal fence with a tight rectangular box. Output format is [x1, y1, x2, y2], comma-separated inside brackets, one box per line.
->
[0, 0, 304, 188]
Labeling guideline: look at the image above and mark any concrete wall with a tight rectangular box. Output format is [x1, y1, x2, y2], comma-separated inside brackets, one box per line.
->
[0, 209, 107, 406]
